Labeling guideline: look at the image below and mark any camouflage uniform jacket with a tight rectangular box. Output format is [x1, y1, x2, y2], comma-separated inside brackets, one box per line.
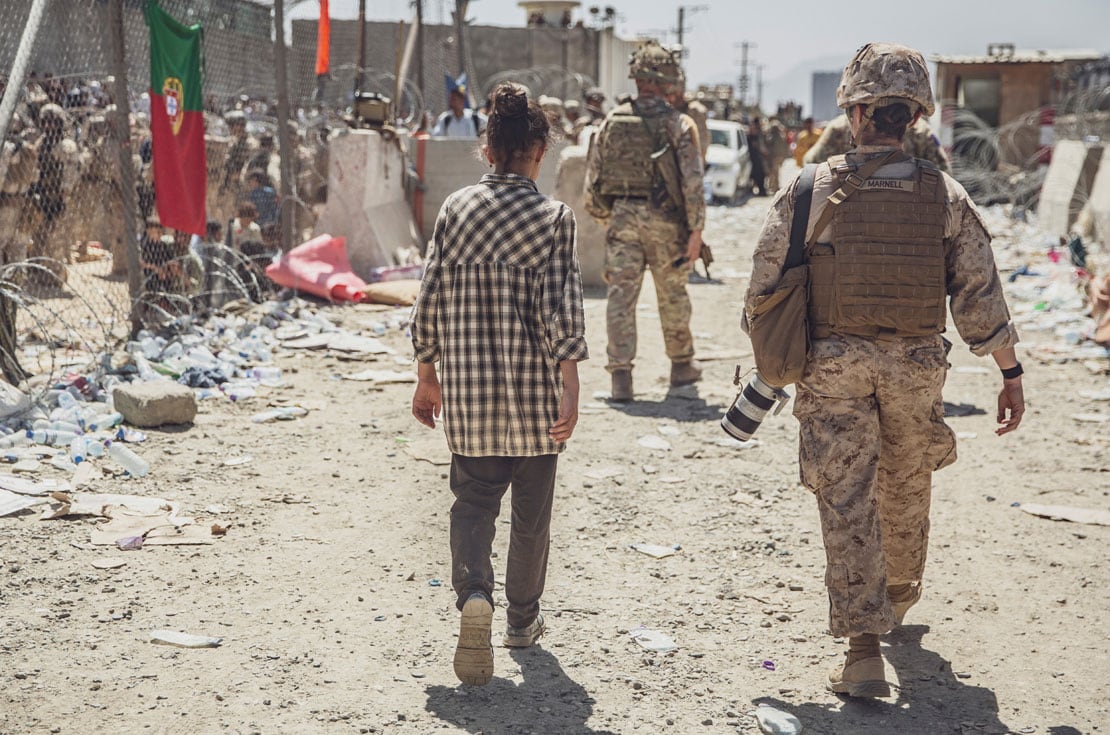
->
[744, 145, 1019, 357]
[584, 96, 705, 231]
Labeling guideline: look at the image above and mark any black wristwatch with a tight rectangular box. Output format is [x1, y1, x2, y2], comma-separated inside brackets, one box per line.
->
[1001, 362, 1024, 380]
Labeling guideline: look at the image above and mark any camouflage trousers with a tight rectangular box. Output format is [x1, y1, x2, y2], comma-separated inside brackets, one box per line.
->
[767, 156, 786, 192]
[793, 335, 957, 637]
[603, 199, 694, 372]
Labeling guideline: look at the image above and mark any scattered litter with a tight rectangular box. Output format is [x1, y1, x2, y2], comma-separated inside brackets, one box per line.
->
[1079, 389, 1110, 401]
[325, 334, 393, 354]
[282, 334, 333, 350]
[205, 504, 231, 514]
[630, 543, 680, 559]
[1071, 413, 1109, 423]
[641, 465, 657, 475]
[584, 467, 623, 480]
[116, 535, 144, 550]
[715, 437, 762, 450]
[262, 493, 308, 504]
[956, 432, 978, 440]
[251, 406, 308, 423]
[149, 630, 223, 648]
[629, 626, 677, 653]
[761, 659, 776, 671]
[41, 492, 178, 519]
[92, 511, 214, 547]
[223, 455, 253, 467]
[637, 435, 672, 451]
[91, 558, 128, 570]
[1017, 503, 1110, 527]
[211, 524, 228, 536]
[0, 475, 69, 496]
[403, 434, 451, 466]
[428, 579, 442, 587]
[0, 490, 49, 517]
[754, 703, 803, 735]
[12, 459, 41, 473]
[657, 425, 682, 437]
[342, 369, 416, 384]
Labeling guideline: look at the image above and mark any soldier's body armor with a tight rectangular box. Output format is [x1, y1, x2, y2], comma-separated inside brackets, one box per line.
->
[594, 102, 660, 198]
[808, 153, 948, 339]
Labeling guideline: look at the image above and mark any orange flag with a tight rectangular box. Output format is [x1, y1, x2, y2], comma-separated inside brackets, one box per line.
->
[315, 0, 330, 75]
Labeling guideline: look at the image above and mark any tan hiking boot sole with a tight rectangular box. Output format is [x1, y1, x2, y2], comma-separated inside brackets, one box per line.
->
[454, 596, 493, 686]
[827, 656, 891, 699]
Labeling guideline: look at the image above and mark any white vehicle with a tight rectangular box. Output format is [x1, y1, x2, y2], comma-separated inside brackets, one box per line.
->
[704, 119, 752, 204]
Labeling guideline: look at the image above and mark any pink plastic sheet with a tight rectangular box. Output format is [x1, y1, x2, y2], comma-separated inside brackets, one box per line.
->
[265, 234, 368, 303]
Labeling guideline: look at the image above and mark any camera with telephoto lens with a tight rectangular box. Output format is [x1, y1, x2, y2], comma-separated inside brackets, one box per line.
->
[720, 366, 791, 442]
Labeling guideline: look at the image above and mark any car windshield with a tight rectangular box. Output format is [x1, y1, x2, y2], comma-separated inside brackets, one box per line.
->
[709, 128, 731, 147]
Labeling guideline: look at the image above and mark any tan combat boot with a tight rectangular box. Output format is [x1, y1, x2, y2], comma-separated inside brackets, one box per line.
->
[826, 633, 890, 698]
[610, 370, 633, 402]
[888, 582, 923, 626]
[453, 593, 494, 686]
[670, 360, 703, 387]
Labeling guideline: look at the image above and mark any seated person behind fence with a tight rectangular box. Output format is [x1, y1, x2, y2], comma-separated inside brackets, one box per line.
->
[140, 218, 173, 293]
[432, 88, 486, 139]
[232, 202, 262, 250]
[245, 169, 279, 227]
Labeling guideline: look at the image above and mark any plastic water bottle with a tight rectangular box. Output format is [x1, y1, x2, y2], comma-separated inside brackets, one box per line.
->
[27, 429, 79, 446]
[87, 440, 105, 458]
[247, 367, 282, 381]
[87, 412, 123, 432]
[57, 391, 78, 410]
[33, 419, 83, 435]
[0, 433, 30, 449]
[225, 384, 256, 401]
[106, 441, 150, 477]
[69, 436, 88, 464]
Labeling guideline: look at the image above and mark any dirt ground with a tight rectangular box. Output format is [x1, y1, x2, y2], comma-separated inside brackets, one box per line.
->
[1, 185, 1108, 735]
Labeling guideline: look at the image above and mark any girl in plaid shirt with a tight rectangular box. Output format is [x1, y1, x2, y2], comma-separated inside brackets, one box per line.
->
[410, 83, 588, 686]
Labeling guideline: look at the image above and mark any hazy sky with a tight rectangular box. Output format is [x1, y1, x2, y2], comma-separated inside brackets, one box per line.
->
[289, 0, 1109, 108]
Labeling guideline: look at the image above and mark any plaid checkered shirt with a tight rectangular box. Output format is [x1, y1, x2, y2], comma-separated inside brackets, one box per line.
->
[411, 173, 589, 457]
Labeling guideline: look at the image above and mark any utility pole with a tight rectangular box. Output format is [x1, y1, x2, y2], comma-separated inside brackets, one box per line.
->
[756, 63, 765, 110]
[675, 4, 707, 57]
[736, 41, 754, 107]
[355, 0, 366, 93]
[452, 0, 470, 81]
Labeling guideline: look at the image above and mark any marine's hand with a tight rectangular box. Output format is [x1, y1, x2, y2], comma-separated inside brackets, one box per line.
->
[549, 385, 579, 443]
[412, 377, 441, 429]
[684, 229, 703, 264]
[996, 377, 1024, 435]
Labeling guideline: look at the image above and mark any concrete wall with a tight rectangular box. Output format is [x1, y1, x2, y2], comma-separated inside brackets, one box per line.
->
[553, 146, 605, 288]
[291, 20, 601, 112]
[1038, 140, 1103, 236]
[415, 138, 566, 236]
[1085, 147, 1110, 246]
[315, 129, 420, 276]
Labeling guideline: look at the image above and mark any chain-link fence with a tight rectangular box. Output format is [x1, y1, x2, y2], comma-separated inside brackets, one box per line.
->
[0, 0, 353, 395]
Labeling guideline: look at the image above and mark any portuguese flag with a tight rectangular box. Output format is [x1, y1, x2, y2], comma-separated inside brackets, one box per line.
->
[146, 1, 206, 236]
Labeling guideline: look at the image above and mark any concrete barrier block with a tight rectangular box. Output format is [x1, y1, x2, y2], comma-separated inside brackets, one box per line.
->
[315, 129, 420, 278]
[554, 146, 606, 288]
[113, 382, 197, 428]
[1086, 147, 1110, 246]
[1039, 141, 1103, 236]
[417, 138, 565, 234]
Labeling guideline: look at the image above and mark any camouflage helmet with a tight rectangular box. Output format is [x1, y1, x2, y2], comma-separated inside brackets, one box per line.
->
[629, 40, 682, 85]
[836, 43, 935, 118]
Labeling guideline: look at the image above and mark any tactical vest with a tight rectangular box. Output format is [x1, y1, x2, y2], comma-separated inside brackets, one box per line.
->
[808, 154, 948, 339]
[595, 103, 659, 198]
